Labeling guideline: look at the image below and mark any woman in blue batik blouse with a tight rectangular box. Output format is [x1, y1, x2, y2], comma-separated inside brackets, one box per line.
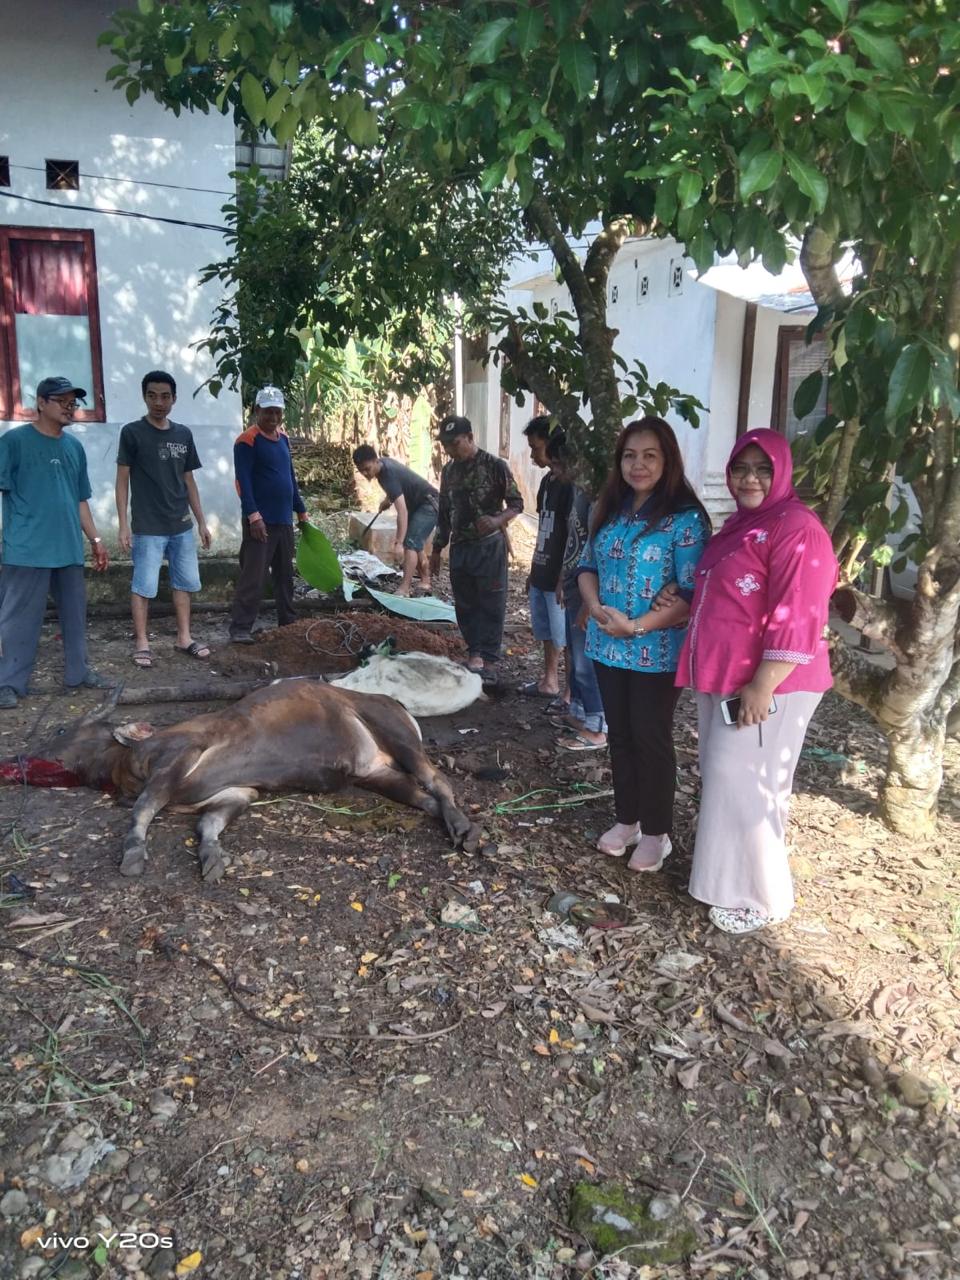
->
[577, 418, 710, 871]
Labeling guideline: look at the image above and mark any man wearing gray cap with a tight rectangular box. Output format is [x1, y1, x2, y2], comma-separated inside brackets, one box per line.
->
[0, 377, 112, 707]
[429, 415, 523, 683]
[229, 386, 309, 643]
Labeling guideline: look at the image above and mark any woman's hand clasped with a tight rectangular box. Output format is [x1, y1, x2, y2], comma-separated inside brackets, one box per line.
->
[595, 605, 635, 639]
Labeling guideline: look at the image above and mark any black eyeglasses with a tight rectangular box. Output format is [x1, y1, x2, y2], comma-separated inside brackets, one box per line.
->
[730, 463, 773, 480]
[46, 397, 82, 411]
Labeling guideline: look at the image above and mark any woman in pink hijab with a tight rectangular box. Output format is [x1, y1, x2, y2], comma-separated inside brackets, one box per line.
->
[675, 429, 838, 933]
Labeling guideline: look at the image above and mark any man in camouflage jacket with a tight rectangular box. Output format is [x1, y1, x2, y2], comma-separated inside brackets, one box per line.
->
[430, 415, 523, 683]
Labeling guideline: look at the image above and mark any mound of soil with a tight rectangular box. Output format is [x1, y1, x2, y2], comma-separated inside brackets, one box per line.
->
[217, 613, 466, 676]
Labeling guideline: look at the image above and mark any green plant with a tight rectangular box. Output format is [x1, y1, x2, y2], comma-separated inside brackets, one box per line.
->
[716, 1154, 785, 1260]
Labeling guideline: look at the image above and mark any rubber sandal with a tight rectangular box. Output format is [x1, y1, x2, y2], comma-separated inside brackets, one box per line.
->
[175, 641, 211, 660]
[131, 650, 153, 669]
[518, 680, 558, 698]
[568, 900, 630, 930]
[559, 734, 607, 752]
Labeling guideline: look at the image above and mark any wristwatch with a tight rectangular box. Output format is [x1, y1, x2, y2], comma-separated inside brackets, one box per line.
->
[91, 537, 102, 544]
[632, 617, 646, 637]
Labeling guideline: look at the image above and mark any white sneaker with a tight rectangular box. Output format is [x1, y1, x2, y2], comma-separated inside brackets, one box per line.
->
[597, 823, 641, 856]
[627, 835, 672, 873]
[709, 906, 788, 934]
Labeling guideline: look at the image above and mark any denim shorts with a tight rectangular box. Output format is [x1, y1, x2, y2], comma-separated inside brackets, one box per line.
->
[529, 584, 566, 647]
[403, 502, 438, 552]
[131, 530, 201, 597]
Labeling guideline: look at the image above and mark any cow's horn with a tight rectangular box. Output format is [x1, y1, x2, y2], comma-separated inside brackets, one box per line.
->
[79, 683, 124, 724]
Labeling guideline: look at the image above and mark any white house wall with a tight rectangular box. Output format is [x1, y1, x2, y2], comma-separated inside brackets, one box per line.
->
[0, 0, 244, 549]
[490, 238, 728, 517]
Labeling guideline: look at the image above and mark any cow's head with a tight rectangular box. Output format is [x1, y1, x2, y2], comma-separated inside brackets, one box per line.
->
[36, 689, 154, 784]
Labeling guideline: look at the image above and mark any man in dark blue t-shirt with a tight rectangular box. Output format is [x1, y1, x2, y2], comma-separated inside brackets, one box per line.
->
[229, 386, 308, 644]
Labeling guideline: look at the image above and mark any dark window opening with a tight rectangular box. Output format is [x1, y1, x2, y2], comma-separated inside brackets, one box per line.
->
[0, 157, 10, 187]
[772, 325, 830, 443]
[45, 159, 79, 191]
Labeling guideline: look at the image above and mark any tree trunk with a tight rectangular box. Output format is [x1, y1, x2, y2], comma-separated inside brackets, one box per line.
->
[880, 719, 946, 833]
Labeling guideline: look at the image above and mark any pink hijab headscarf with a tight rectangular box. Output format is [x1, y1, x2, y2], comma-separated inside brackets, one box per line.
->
[697, 429, 804, 572]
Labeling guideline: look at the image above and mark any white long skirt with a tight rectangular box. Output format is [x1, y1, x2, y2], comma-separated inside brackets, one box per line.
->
[688, 690, 822, 919]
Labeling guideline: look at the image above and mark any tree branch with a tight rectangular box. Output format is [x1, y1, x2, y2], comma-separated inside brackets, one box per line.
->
[823, 415, 861, 534]
[494, 324, 586, 431]
[827, 633, 888, 713]
[583, 217, 632, 311]
[799, 224, 844, 310]
[832, 585, 908, 662]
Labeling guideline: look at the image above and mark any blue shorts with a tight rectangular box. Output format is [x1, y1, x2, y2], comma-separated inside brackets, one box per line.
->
[529, 584, 565, 647]
[131, 530, 201, 597]
[403, 502, 438, 552]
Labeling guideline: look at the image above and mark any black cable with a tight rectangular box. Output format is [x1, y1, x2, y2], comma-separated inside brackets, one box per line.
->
[9, 163, 235, 198]
[0, 190, 229, 233]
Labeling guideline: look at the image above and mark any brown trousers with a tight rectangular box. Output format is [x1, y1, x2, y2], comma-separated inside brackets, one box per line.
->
[230, 523, 296, 633]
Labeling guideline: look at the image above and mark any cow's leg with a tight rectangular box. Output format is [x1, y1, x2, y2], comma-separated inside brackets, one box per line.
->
[194, 786, 258, 882]
[358, 766, 441, 817]
[419, 766, 480, 853]
[360, 763, 479, 854]
[120, 772, 179, 877]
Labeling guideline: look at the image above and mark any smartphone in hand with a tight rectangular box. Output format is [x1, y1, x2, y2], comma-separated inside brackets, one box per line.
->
[720, 694, 778, 726]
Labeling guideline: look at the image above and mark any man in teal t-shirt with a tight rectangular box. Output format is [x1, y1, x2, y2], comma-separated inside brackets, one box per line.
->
[0, 376, 113, 707]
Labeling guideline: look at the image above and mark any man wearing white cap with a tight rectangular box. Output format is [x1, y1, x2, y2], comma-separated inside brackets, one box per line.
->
[229, 386, 309, 644]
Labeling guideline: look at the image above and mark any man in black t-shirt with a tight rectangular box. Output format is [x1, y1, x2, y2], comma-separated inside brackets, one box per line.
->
[352, 445, 440, 596]
[520, 416, 572, 698]
[116, 370, 211, 668]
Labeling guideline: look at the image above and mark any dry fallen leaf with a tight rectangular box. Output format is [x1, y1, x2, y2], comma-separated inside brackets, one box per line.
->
[175, 1253, 202, 1276]
[350, 901, 364, 912]
[20, 1224, 43, 1248]
[519, 1173, 538, 1188]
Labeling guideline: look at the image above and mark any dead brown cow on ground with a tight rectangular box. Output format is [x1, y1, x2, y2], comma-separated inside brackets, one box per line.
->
[38, 681, 480, 880]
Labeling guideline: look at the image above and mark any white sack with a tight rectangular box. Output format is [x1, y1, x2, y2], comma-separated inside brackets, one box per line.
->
[331, 651, 483, 717]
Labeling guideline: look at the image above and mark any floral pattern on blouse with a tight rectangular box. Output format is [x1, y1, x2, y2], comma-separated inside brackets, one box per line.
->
[577, 505, 709, 673]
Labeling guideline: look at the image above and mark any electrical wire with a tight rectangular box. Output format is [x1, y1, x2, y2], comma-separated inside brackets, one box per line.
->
[0, 189, 229, 233]
[8, 163, 235, 198]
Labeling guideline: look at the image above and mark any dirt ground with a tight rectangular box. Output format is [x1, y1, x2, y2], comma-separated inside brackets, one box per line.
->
[1, 565, 959, 1280]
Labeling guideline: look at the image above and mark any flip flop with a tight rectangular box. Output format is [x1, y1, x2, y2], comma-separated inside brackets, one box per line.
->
[518, 680, 558, 698]
[131, 650, 152, 669]
[568, 900, 630, 930]
[175, 641, 211, 660]
[559, 734, 607, 752]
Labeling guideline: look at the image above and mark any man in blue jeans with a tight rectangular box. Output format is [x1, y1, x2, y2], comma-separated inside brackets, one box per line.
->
[116, 370, 211, 667]
[520, 416, 572, 698]
[547, 437, 607, 751]
[0, 376, 112, 707]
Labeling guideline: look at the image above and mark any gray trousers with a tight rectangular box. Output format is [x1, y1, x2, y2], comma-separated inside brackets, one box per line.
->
[449, 533, 508, 664]
[0, 564, 90, 694]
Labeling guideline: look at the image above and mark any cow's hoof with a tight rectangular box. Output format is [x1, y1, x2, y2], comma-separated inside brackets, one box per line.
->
[119, 845, 146, 877]
[458, 823, 482, 855]
[200, 850, 226, 882]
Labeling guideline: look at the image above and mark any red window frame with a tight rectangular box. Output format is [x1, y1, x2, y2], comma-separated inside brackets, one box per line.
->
[0, 226, 106, 421]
